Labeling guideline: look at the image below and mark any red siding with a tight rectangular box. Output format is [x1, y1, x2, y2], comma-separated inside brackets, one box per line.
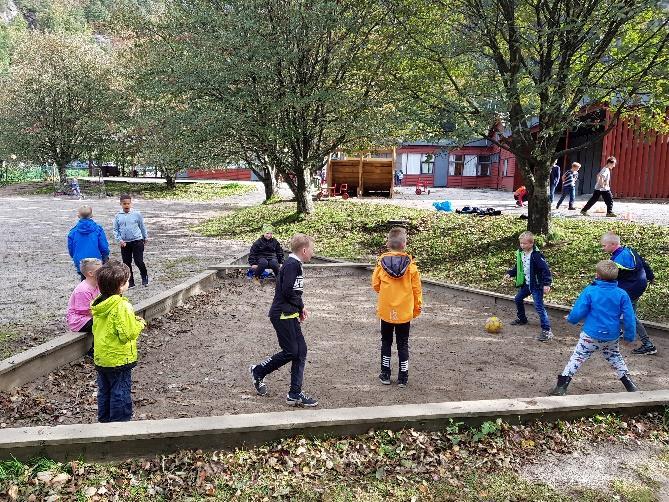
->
[604, 118, 669, 198]
[187, 168, 252, 181]
[403, 174, 434, 186]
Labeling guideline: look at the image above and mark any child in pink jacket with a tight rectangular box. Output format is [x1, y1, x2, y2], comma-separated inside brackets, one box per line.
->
[67, 259, 102, 356]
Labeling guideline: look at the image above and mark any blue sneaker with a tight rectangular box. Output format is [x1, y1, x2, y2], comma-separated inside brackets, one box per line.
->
[286, 392, 318, 407]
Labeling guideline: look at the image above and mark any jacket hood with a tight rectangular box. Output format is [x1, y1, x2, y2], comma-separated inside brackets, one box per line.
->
[380, 252, 411, 278]
[611, 247, 637, 270]
[91, 295, 124, 318]
[74, 218, 99, 235]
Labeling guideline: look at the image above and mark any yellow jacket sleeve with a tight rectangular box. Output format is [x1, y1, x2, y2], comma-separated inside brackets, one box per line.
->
[116, 302, 146, 344]
[372, 263, 381, 293]
[411, 263, 423, 318]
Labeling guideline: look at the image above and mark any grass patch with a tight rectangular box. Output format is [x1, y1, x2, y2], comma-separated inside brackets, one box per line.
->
[194, 200, 669, 322]
[27, 180, 256, 201]
[0, 328, 21, 359]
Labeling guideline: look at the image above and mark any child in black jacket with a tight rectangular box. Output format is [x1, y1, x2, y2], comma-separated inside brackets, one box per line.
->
[249, 233, 318, 407]
[249, 224, 284, 281]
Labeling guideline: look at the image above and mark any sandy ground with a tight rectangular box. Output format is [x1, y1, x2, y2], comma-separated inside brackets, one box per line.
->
[3, 269, 669, 428]
[0, 186, 262, 356]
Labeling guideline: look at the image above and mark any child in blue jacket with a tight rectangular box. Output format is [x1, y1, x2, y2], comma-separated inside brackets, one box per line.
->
[504, 231, 553, 342]
[68, 205, 110, 280]
[550, 260, 638, 396]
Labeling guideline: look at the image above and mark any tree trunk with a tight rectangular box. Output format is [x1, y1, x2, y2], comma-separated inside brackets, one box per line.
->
[261, 166, 277, 201]
[525, 160, 551, 236]
[56, 160, 68, 182]
[164, 171, 176, 189]
[295, 167, 314, 214]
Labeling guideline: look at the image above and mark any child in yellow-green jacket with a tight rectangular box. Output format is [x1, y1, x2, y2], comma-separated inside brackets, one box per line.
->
[372, 227, 422, 387]
[91, 260, 146, 422]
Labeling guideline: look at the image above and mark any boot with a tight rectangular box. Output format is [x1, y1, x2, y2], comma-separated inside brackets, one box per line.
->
[620, 374, 638, 392]
[550, 375, 571, 396]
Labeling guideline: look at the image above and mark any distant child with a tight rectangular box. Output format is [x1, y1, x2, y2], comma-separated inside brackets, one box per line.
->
[549, 161, 560, 203]
[91, 260, 146, 422]
[113, 194, 149, 288]
[555, 162, 581, 210]
[372, 227, 422, 387]
[504, 231, 553, 341]
[513, 185, 528, 207]
[601, 231, 656, 355]
[249, 234, 318, 407]
[68, 205, 109, 280]
[550, 260, 638, 396]
[248, 224, 284, 282]
[581, 156, 617, 217]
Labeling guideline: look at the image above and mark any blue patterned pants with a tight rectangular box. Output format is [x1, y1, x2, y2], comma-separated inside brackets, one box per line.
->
[562, 332, 629, 379]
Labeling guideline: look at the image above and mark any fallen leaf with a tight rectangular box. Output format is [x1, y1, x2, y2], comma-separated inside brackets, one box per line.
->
[7, 485, 18, 500]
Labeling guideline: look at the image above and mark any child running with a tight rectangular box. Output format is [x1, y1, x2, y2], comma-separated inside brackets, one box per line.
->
[555, 162, 581, 210]
[249, 234, 318, 407]
[504, 231, 553, 341]
[550, 260, 638, 396]
[91, 260, 146, 422]
[372, 227, 422, 387]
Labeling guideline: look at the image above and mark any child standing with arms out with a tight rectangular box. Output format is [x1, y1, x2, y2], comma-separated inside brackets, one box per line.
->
[249, 234, 318, 407]
[504, 231, 553, 341]
[372, 227, 423, 387]
[66, 258, 102, 356]
[550, 260, 638, 395]
[91, 260, 146, 422]
[555, 162, 581, 210]
[68, 205, 109, 280]
[113, 194, 149, 288]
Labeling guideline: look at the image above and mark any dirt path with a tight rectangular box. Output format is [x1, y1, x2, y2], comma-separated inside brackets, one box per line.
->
[4, 269, 669, 427]
[0, 189, 263, 356]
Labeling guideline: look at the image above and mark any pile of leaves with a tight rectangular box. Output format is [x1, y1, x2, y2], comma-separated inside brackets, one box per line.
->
[194, 201, 669, 322]
[1, 412, 667, 501]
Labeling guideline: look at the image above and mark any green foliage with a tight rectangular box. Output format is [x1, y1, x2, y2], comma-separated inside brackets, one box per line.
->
[472, 419, 502, 442]
[99, 181, 255, 201]
[195, 201, 669, 321]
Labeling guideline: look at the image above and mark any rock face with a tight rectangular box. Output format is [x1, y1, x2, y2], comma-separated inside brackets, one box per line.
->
[0, 0, 20, 24]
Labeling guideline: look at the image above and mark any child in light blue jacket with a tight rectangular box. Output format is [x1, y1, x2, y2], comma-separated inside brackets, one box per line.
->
[113, 194, 149, 288]
[550, 260, 637, 396]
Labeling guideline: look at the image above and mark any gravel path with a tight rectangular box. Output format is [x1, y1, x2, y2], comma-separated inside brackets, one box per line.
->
[0, 187, 266, 356]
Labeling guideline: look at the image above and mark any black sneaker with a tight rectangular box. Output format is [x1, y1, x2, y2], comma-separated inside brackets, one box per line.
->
[141, 276, 149, 287]
[580, 209, 588, 216]
[537, 330, 553, 342]
[286, 392, 318, 407]
[249, 365, 267, 396]
[128, 279, 136, 289]
[632, 345, 657, 355]
[397, 372, 408, 388]
[510, 318, 528, 326]
[606, 212, 617, 218]
[379, 372, 391, 385]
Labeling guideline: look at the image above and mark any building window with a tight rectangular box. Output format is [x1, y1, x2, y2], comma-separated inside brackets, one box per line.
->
[463, 155, 477, 176]
[449, 154, 464, 176]
[477, 155, 491, 176]
[421, 154, 434, 174]
[502, 158, 509, 177]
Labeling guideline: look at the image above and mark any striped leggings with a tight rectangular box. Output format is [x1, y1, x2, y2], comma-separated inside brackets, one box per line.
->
[562, 332, 629, 379]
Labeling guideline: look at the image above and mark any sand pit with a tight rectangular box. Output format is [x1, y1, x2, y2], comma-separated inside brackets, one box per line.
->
[3, 269, 669, 427]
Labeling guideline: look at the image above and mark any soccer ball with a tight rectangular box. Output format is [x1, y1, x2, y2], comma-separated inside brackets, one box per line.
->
[485, 316, 503, 334]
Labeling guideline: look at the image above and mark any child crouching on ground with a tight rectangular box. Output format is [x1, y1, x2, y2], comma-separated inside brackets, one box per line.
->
[91, 260, 146, 422]
[372, 227, 422, 387]
[504, 231, 553, 341]
[248, 224, 284, 282]
[550, 260, 638, 396]
[66, 258, 102, 356]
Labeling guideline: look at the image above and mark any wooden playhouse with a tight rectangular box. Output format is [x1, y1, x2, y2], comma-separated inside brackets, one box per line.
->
[326, 150, 396, 198]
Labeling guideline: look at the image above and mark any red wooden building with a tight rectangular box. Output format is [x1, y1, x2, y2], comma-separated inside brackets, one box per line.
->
[186, 167, 254, 181]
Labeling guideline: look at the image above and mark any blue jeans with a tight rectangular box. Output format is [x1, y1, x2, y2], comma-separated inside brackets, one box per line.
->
[515, 284, 551, 331]
[97, 367, 133, 423]
[555, 186, 576, 208]
[549, 181, 559, 203]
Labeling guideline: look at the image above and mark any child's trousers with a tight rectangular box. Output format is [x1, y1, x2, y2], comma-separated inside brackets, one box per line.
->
[255, 317, 307, 396]
[97, 367, 133, 422]
[381, 320, 410, 374]
[561, 332, 629, 379]
[514, 284, 551, 331]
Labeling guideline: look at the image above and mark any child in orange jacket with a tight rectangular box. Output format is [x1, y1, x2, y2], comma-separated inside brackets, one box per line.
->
[372, 227, 422, 387]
